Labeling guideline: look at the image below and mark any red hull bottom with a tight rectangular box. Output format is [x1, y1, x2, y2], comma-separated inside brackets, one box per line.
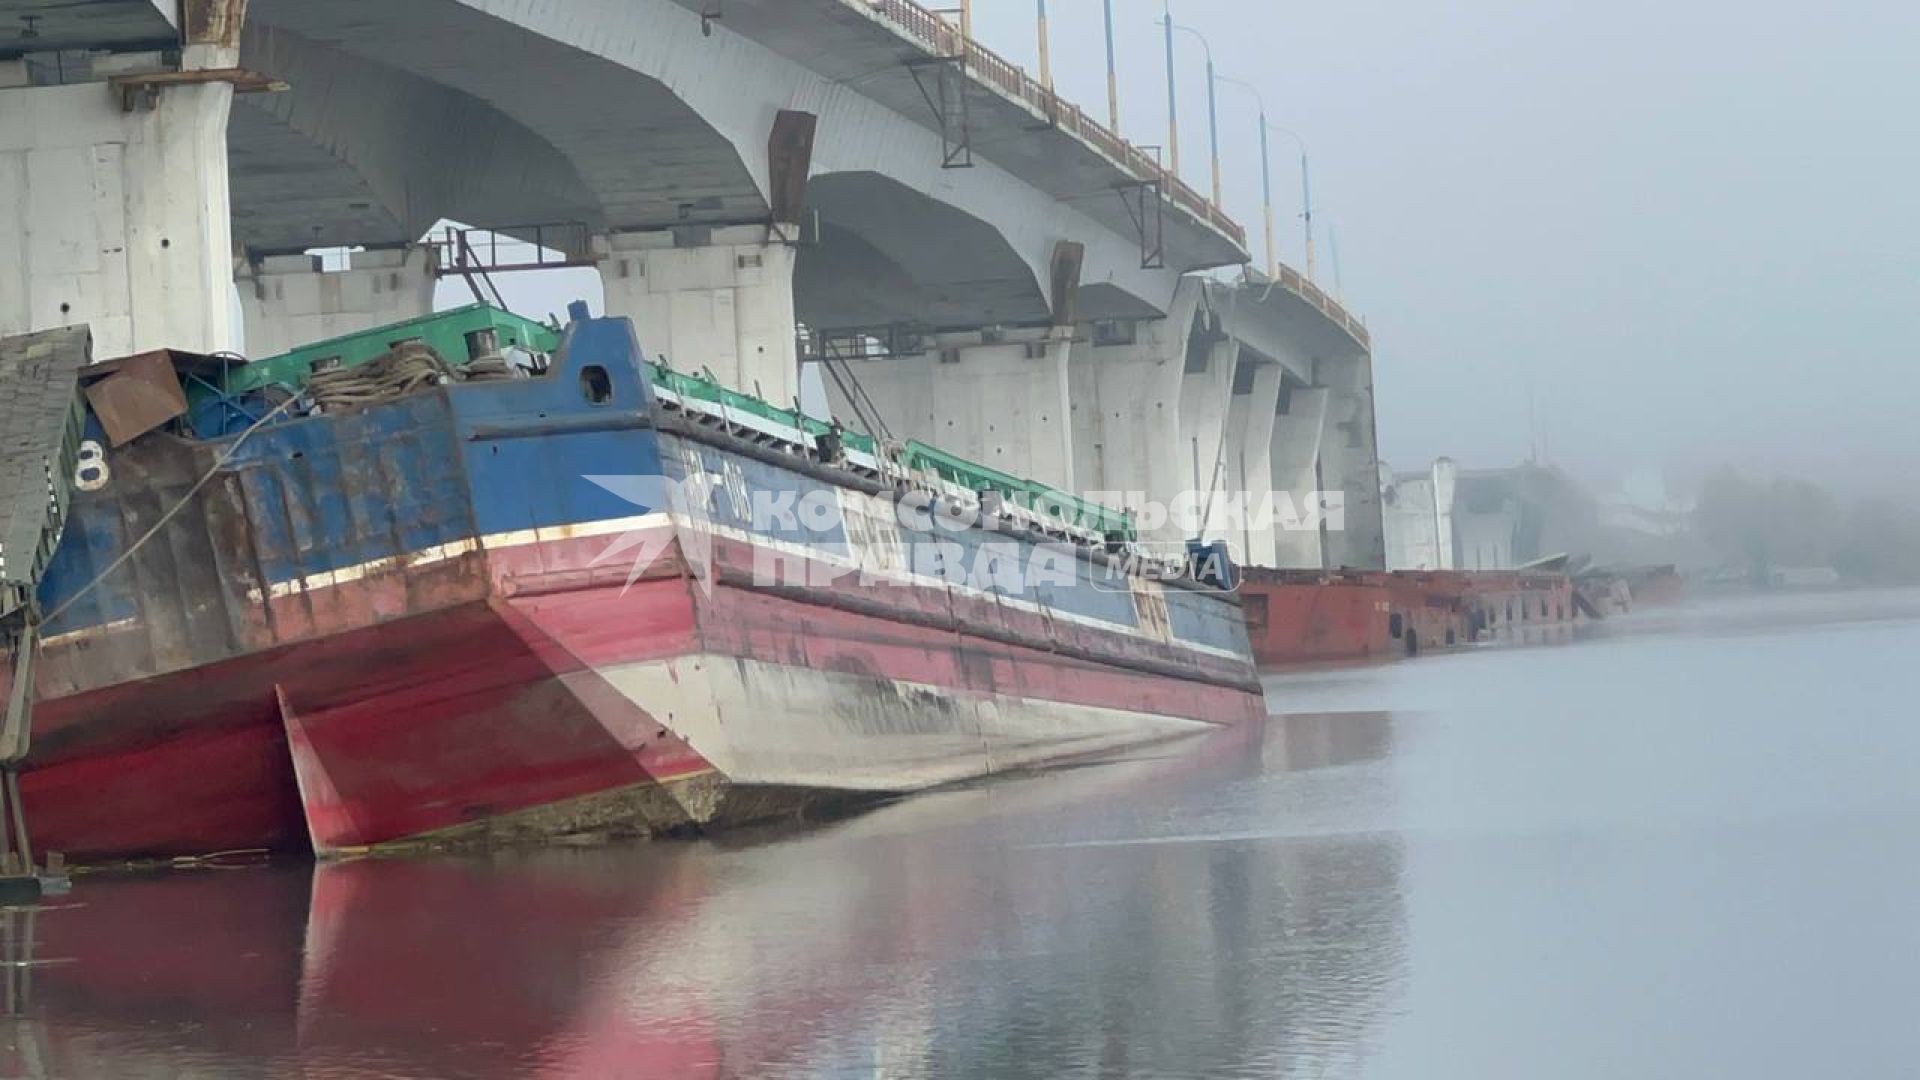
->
[287, 576, 1258, 855]
[24, 570, 1261, 860]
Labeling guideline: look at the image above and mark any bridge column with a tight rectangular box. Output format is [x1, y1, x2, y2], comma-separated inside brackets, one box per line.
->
[1269, 385, 1333, 570]
[1264, 350, 1387, 572]
[1314, 354, 1387, 570]
[823, 328, 1076, 491]
[0, 71, 238, 358]
[598, 226, 800, 407]
[1225, 358, 1284, 567]
[236, 247, 438, 359]
[1069, 302, 1239, 545]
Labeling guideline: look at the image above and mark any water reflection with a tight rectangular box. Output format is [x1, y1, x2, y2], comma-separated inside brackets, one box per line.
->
[7, 713, 1408, 1079]
[18, 593, 1913, 1077]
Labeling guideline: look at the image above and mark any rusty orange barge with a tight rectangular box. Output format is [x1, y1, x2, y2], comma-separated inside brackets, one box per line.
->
[1241, 567, 1580, 667]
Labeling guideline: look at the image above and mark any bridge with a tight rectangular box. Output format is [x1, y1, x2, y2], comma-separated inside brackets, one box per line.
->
[0, 0, 1382, 570]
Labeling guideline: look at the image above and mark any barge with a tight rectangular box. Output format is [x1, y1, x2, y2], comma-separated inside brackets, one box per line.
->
[1241, 566, 1579, 667]
[7, 305, 1264, 860]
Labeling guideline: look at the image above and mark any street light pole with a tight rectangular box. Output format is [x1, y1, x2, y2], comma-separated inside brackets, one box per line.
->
[1254, 117, 1320, 282]
[1162, 0, 1179, 177]
[1159, 18, 1221, 206]
[1102, 0, 1119, 130]
[1329, 223, 1344, 301]
[1204, 46, 1220, 208]
[1036, 0, 1052, 89]
[1216, 74, 1276, 279]
[1258, 120, 1274, 277]
[1162, 19, 1221, 208]
[1298, 147, 1316, 282]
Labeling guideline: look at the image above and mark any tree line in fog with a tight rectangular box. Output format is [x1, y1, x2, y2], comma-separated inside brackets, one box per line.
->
[1692, 468, 1920, 586]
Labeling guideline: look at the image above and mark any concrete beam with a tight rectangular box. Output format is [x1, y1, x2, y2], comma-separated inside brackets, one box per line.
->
[233, 22, 599, 253]
[237, 246, 437, 359]
[243, 0, 764, 242]
[797, 172, 1051, 334]
[239, 0, 1199, 326]
[826, 327, 1076, 491]
[0, 0, 178, 57]
[600, 224, 801, 407]
[0, 77, 237, 358]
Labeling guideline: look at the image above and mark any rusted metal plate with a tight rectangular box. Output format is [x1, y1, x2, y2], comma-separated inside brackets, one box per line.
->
[1049, 240, 1084, 326]
[180, 0, 248, 48]
[767, 110, 818, 223]
[83, 350, 189, 447]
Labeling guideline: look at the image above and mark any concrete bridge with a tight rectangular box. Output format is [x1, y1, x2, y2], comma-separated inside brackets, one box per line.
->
[0, 0, 1384, 570]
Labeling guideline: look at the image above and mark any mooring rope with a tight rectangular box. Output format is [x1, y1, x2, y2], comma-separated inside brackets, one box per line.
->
[306, 342, 458, 412]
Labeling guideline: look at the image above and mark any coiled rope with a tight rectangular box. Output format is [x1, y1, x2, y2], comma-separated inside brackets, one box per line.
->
[307, 341, 459, 413]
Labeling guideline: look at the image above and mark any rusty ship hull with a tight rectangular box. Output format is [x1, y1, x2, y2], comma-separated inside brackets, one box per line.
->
[1240, 567, 1579, 668]
[11, 315, 1263, 860]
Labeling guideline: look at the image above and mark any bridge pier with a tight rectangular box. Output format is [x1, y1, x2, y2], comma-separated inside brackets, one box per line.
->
[1225, 360, 1285, 567]
[1070, 298, 1243, 545]
[1269, 386, 1334, 570]
[598, 226, 801, 407]
[1263, 354, 1386, 571]
[237, 247, 438, 359]
[1314, 354, 1387, 570]
[0, 70, 238, 358]
[826, 328, 1076, 491]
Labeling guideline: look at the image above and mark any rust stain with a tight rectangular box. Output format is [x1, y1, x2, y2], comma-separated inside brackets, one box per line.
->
[181, 0, 250, 49]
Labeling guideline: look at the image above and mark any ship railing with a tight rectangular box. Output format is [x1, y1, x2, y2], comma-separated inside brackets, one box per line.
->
[656, 384, 1129, 556]
[650, 363, 1140, 556]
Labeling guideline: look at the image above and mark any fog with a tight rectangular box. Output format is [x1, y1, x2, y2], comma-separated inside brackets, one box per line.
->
[966, 0, 1920, 500]
[461, 1, 1920, 505]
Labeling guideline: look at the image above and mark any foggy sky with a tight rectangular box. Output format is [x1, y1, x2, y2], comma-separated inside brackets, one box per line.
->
[965, 0, 1920, 499]
[470, 2, 1920, 502]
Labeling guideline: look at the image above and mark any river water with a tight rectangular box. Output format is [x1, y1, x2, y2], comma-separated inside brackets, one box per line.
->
[5, 590, 1917, 1079]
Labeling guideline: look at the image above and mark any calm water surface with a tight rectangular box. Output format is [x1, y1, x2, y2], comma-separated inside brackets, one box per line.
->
[7, 590, 1919, 1078]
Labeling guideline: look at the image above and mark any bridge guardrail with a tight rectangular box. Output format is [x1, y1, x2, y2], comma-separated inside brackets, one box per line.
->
[863, 0, 1370, 350]
[1269, 265, 1371, 350]
[865, 0, 1246, 249]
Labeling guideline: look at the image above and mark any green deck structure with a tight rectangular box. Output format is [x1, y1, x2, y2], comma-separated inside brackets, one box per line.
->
[211, 306, 1138, 543]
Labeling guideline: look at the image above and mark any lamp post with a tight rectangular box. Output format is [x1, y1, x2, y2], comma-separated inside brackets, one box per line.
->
[1162, 0, 1179, 177]
[1215, 74, 1275, 279]
[1036, 0, 1052, 89]
[1285, 129, 1316, 283]
[1102, 0, 1119, 130]
[1262, 120, 1318, 283]
[1160, 17, 1222, 209]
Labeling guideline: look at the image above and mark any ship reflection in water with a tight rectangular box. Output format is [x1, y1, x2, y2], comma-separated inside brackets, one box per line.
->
[9, 590, 1920, 1078]
[3, 714, 1405, 1079]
